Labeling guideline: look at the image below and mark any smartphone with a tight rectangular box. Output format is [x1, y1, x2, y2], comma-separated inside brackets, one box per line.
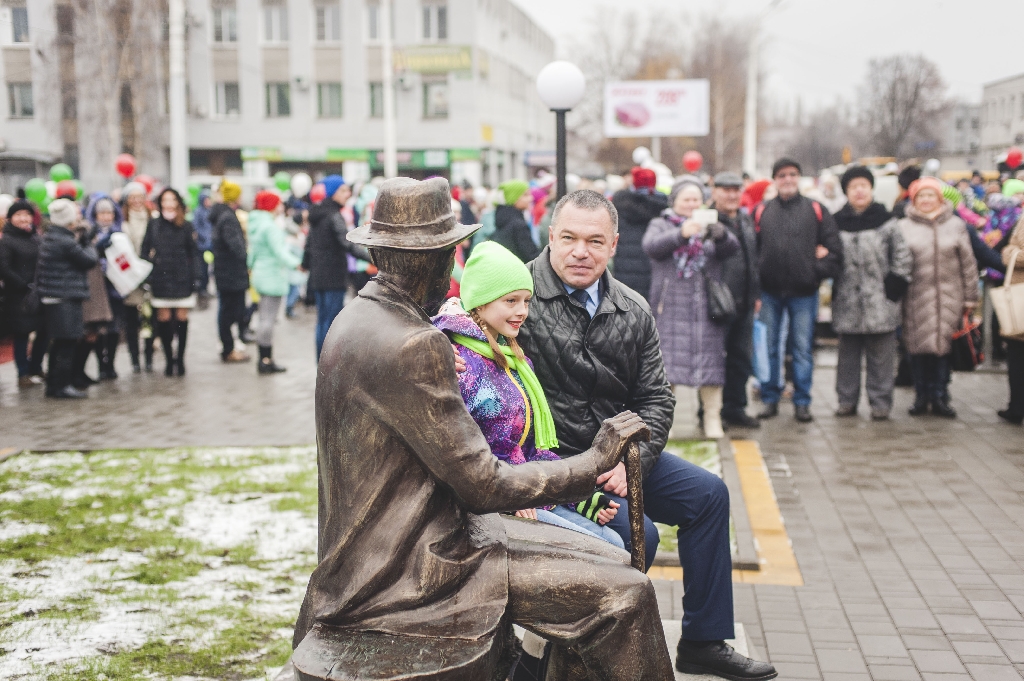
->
[691, 208, 719, 228]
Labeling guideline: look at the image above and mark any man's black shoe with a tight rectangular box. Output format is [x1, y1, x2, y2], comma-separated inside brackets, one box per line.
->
[997, 409, 1024, 425]
[723, 413, 761, 429]
[794, 405, 813, 422]
[46, 385, 88, 399]
[757, 403, 778, 419]
[908, 398, 928, 416]
[676, 640, 777, 681]
[931, 399, 957, 419]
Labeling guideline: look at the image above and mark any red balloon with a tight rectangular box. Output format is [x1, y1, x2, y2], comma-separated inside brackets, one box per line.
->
[115, 153, 136, 179]
[55, 179, 77, 199]
[135, 174, 155, 195]
[1007, 147, 1023, 170]
[309, 183, 327, 204]
[683, 150, 703, 173]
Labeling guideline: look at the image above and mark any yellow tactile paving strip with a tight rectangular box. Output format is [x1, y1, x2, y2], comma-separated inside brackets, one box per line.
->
[648, 440, 803, 586]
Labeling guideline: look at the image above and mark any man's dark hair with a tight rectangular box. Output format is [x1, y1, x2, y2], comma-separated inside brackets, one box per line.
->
[771, 158, 802, 178]
[897, 165, 922, 190]
[550, 189, 619, 233]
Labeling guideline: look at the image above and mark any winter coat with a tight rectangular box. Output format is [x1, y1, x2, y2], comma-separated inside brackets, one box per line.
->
[611, 189, 668, 300]
[302, 198, 368, 291]
[294, 278, 603, 651]
[831, 203, 912, 335]
[489, 205, 539, 264]
[36, 225, 98, 301]
[0, 224, 42, 334]
[517, 247, 675, 477]
[643, 214, 740, 387]
[899, 204, 979, 356]
[756, 194, 843, 297]
[120, 207, 151, 305]
[714, 207, 760, 311]
[432, 311, 561, 467]
[140, 217, 199, 300]
[247, 210, 301, 297]
[1001, 214, 1024, 288]
[209, 203, 250, 293]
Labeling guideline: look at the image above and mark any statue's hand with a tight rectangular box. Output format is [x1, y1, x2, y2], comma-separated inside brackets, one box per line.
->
[589, 411, 650, 474]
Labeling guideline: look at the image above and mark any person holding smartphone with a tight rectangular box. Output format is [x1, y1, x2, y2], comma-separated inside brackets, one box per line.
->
[643, 178, 739, 439]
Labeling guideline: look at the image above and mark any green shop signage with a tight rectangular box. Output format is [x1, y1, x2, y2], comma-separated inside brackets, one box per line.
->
[242, 147, 478, 168]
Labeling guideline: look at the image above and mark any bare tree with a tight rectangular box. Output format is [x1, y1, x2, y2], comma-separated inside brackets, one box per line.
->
[564, 9, 755, 176]
[858, 54, 948, 158]
[784, 106, 854, 173]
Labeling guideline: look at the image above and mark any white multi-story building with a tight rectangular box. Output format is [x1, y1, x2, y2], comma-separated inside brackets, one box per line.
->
[980, 72, 1024, 168]
[0, 0, 556, 193]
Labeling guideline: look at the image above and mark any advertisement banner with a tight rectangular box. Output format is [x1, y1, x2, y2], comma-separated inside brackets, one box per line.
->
[603, 80, 710, 138]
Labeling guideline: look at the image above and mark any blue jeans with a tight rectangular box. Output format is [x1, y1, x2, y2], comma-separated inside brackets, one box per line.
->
[286, 284, 302, 316]
[314, 289, 347, 361]
[760, 291, 818, 407]
[535, 506, 625, 549]
[602, 452, 734, 641]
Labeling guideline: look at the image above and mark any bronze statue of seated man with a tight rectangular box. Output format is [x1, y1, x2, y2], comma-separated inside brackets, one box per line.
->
[291, 177, 674, 680]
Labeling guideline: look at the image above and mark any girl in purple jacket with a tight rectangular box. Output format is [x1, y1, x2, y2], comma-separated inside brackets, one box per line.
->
[432, 242, 623, 548]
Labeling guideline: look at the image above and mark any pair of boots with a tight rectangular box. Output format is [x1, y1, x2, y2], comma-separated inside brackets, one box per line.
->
[47, 339, 87, 399]
[257, 346, 286, 374]
[90, 333, 119, 380]
[699, 386, 725, 439]
[155, 319, 188, 377]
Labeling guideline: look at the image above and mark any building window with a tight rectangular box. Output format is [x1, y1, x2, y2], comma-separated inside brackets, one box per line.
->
[422, 2, 447, 41]
[369, 81, 383, 118]
[212, 7, 238, 43]
[215, 82, 240, 116]
[8, 82, 33, 118]
[12, 6, 29, 43]
[318, 82, 342, 117]
[422, 80, 448, 119]
[265, 82, 291, 116]
[366, 1, 393, 42]
[264, 4, 289, 42]
[316, 3, 341, 42]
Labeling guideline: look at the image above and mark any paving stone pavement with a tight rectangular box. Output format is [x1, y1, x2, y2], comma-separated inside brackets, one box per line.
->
[4, 310, 1024, 680]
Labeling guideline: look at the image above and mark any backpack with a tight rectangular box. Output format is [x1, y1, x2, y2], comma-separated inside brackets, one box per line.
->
[754, 200, 822, 233]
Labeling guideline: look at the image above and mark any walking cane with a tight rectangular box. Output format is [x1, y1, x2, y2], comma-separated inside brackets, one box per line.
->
[625, 442, 646, 572]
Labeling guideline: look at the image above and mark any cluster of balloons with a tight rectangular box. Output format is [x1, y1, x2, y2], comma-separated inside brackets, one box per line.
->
[24, 163, 85, 212]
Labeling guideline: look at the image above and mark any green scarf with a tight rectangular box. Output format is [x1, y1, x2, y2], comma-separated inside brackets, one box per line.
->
[451, 333, 559, 451]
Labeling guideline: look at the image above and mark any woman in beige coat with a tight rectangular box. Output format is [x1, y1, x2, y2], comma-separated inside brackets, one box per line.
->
[998, 215, 1024, 424]
[898, 177, 979, 418]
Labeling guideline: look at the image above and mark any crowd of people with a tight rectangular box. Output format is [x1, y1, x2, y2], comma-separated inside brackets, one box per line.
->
[1, 157, 1023, 429]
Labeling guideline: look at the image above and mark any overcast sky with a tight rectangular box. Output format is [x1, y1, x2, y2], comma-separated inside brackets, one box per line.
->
[511, 0, 1024, 110]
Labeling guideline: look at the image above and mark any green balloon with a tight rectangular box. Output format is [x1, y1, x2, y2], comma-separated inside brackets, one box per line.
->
[74, 180, 85, 200]
[185, 192, 198, 210]
[49, 163, 73, 182]
[274, 171, 291, 192]
[25, 178, 47, 205]
[187, 182, 201, 198]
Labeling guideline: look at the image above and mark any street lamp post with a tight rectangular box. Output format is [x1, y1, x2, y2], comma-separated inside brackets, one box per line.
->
[536, 61, 586, 200]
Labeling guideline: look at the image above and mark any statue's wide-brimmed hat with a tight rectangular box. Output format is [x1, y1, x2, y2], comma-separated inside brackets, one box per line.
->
[347, 177, 480, 250]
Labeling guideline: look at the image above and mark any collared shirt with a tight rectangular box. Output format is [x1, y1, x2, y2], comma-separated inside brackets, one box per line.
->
[563, 279, 601, 318]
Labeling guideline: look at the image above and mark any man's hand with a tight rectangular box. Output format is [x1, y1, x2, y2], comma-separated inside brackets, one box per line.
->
[596, 462, 628, 497]
[514, 508, 537, 520]
[815, 245, 829, 259]
[595, 500, 620, 525]
[452, 344, 467, 373]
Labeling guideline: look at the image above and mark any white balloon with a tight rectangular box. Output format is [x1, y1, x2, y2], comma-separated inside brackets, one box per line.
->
[291, 172, 313, 197]
[923, 158, 941, 176]
[45, 181, 57, 200]
[632, 147, 652, 165]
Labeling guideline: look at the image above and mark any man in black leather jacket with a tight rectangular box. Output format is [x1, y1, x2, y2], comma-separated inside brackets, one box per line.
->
[711, 172, 761, 429]
[515, 190, 778, 681]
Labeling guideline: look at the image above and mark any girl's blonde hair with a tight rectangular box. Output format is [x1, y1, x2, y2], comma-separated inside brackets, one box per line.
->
[469, 308, 525, 371]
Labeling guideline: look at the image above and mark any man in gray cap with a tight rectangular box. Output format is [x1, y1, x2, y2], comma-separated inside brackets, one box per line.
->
[711, 172, 761, 429]
[292, 176, 673, 680]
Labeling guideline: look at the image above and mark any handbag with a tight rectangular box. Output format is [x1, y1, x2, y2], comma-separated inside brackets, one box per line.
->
[702, 267, 736, 325]
[104, 232, 153, 297]
[991, 248, 1024, 340]
[950, 312, 983, 372]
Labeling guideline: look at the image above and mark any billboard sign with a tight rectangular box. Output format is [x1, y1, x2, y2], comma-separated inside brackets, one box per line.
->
[603, 80, 710, 138]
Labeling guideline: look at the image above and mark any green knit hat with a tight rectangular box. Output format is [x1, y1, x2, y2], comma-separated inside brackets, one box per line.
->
[499, 179, 529, 206]
[460, 242, 534, 311]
